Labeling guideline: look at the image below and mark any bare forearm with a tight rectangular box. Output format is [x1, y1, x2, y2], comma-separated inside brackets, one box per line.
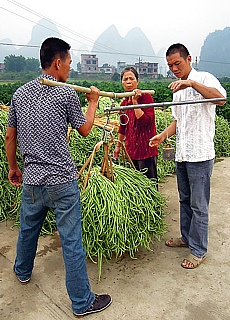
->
[77, 85, 100, 137]
[6, 140, 18, 169]
[169, 79, 226, 106]
[85, 101, 98, 128]
[190, 80, 225, 104]
[149, 120, 176, 148]
[161, 120, 177, 141]
[77, 101, 98, 137]
[5, 127, 18, 169]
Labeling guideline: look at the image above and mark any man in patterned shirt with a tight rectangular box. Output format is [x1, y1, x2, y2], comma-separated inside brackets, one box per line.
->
[149, 43, 226, 269]
[5, 37, 112, 317]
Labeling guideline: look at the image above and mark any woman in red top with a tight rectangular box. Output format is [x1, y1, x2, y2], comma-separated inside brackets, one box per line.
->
[113, 66, 158, 183]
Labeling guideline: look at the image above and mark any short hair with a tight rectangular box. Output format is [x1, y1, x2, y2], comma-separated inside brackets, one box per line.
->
[166, 43, 190, 60]
[120, 66, 139, 81]
[40, 37, 71, 69]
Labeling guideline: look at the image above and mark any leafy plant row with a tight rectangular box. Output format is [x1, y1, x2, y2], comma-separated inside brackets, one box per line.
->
[1, 79, 229, 123]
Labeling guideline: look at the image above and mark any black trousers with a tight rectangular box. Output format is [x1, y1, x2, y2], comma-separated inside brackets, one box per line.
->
[132, 156, 158, 189]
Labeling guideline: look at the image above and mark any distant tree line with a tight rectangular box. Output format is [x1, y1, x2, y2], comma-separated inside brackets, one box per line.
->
[0, 55, 41, 81]
[4, 55, 40, 73]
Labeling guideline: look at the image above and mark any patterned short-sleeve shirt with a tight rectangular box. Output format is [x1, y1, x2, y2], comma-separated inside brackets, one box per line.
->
[7, 74, 86, 185]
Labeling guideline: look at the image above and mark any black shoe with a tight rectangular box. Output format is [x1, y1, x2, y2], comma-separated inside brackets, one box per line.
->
[16, 275, 31, 284]
[73, 294, 112, 318]
[13, 266, 31, 285]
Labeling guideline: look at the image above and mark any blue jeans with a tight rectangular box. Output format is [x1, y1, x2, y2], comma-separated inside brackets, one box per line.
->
[14, 181, 95, 314]
[176, 160, 214, 258]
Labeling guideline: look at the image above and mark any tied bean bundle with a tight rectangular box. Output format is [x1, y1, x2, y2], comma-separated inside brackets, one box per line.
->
[79, 164, 167, 280]
[0, 109, 57, 233]
[0, 110, 22, 222]
[155, 110, 176, 181]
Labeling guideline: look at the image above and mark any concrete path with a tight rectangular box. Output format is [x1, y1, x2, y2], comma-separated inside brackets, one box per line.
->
[1, 157, 230, 320]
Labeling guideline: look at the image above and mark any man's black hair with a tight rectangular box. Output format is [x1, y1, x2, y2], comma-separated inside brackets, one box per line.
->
[40, 37, 71, 69]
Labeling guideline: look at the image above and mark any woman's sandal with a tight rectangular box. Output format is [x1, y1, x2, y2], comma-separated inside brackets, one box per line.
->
[181, 254, 206, 269]
[165, 237, 189, 248]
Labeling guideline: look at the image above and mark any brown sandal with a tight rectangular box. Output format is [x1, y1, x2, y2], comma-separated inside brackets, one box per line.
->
[181, 254, 206, 269]
[165, 237, 188, 248]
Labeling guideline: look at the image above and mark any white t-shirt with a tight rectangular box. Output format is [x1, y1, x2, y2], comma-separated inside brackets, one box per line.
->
[172, 68, 226, 162]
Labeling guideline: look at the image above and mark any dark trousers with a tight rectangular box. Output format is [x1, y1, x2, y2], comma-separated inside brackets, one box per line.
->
[132, 156, 158, 188]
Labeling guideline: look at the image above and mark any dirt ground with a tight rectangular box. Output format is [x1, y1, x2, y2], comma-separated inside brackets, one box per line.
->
[0, 157, 230, 320]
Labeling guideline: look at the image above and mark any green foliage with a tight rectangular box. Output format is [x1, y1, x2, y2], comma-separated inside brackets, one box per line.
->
[140, 80, 173, 103]
[69, 69, 79, 79]
[0, 82, 25, 105]
[214, 115, 230, 157]
[1, 55, 40, 82]
[219, 77, 230, 83]
[0, 71, 40, 82]
[217, 83, 230, 123]
[69, 127, 104, 170]
[0, 110, 22, 222]
[216, 102, 230, 124]
[25, 58, 40, 72]
[0, 79, 229, 124]
[155, 110, 176, 181]
[4, 54, 40, 73]
[111, 72, 120, 81]
[4, 55, 26, 72]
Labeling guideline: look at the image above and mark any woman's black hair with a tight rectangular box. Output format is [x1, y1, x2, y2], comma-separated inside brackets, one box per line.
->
[120, 66, 139, 81]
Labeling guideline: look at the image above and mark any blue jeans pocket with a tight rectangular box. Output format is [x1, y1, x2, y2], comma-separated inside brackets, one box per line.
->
[46, 181, 80, 210]
[22, 184, 35, 204]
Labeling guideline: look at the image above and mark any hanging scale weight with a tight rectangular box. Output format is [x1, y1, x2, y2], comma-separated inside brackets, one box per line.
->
[162, 143, 175, 161]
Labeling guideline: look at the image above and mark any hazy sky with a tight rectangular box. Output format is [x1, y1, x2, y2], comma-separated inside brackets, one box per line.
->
[1, 0, 230, 62]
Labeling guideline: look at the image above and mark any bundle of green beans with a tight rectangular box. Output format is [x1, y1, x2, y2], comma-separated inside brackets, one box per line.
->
[155, 109, 176, 181]
[0, 110, 22, 222]
[0, 109, 57, 233]
[79, 164, 167, 280]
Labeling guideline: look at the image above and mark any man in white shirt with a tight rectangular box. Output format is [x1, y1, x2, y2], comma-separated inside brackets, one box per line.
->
[149, 43, 226, 269]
